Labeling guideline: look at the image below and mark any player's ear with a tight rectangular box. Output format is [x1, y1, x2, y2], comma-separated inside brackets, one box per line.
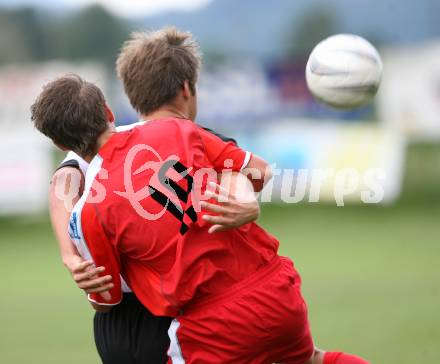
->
[104, 104, 115, 124]
[182, 80, 192, 99]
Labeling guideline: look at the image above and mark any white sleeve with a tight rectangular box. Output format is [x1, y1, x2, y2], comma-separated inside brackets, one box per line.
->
[60, 151, 89, 177]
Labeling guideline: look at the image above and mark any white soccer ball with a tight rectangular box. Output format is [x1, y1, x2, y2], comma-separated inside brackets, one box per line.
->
[306, 34, 383, 109]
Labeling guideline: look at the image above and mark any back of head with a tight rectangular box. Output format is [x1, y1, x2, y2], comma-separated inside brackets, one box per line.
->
[116, 27, 202, 115]
[31, 74, 108, 156]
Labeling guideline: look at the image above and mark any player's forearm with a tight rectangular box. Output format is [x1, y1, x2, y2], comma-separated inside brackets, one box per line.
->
[49, 167, 84, 267]
[90, 301, 112, 313]
[202, 176, 260, 233]
[50, 164, 115, 305]
[242, 154, 273, 192]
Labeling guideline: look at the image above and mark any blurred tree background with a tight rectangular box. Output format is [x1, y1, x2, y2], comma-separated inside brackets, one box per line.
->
[0, 5, 130, 67]
[1, 2, 439, 202]
[287, 5, 338, 58]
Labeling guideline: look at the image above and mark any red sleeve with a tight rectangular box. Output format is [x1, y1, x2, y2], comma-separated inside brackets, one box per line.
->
[196, 126, 251, 172]
[81, 204, 122, 306]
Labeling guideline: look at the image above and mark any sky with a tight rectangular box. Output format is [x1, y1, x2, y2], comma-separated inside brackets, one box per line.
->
[0, 0, 214, 17]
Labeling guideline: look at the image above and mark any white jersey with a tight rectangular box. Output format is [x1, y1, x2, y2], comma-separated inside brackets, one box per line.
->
[62, 121, 145, 293]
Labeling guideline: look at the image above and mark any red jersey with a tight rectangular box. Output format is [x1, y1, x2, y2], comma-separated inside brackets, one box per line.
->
[69, 118, 278, 316]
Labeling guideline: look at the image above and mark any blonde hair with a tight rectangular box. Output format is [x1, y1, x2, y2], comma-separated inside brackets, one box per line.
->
[116, 27, 202, 115]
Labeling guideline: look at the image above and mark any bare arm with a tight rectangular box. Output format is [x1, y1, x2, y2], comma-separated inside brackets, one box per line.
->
[49, 167, 84, 268]
[201, 173, 260, 233]
[49, 167, 113, 310]
[201, 153, 273, 232]
[242, 154, 273, 192]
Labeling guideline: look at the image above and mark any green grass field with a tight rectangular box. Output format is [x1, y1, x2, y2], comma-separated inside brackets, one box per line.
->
[1, 200, 439, 364]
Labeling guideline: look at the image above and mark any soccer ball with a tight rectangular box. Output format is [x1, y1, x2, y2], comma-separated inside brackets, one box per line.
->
[305, 34, 383, 109]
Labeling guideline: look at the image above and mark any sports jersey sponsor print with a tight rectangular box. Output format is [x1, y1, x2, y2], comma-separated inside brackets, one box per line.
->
[69, 212, 80, 240]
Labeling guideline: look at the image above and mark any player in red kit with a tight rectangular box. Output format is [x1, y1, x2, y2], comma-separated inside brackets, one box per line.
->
[69, 115, 315, 364]
[31, 28, 370, 364]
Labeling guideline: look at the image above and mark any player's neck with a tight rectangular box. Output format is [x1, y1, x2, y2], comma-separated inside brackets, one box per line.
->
[141, 105, 191, 122]
[82, 127, 116, 163]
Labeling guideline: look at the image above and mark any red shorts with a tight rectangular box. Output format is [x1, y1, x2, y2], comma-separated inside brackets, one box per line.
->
[167, 256, 314, 364]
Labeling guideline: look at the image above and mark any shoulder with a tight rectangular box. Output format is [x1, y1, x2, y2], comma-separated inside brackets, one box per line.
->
[57, 151, 89, 177]
[201, 127, 237, 145]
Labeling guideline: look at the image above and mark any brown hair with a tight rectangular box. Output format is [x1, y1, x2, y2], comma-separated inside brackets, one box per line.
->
[116, 27, 202, 115]
[31, 74, 108, 156]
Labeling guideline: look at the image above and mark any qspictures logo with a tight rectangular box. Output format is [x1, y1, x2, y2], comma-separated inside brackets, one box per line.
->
[55, 143, 387, 220]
